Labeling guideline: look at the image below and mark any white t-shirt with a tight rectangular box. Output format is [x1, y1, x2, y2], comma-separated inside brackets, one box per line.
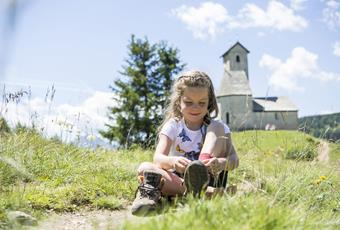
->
[160, 118, 230, 161]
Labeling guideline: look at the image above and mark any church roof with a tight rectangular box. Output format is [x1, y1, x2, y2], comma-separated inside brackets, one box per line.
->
[253, 97, 298, 112]
[221, 41, 250, 58]
[218, 70, 252, 96]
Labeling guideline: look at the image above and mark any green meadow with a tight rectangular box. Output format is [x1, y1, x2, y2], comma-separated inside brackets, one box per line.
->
[0, 129, 339, 229]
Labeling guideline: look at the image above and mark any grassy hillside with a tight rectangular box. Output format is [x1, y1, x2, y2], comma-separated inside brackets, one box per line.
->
[1, 129, 339, 229]
[123, 131, 340, 229]
[299, 112, 340, 142]
[0, 129, 153, 229]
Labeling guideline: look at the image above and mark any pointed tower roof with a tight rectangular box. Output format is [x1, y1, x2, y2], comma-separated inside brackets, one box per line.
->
[221, 41, 250, 58]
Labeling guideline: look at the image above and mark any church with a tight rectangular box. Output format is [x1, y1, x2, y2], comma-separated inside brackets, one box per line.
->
[216, 42, 298, 130]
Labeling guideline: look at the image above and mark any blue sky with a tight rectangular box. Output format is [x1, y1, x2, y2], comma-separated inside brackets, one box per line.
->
[0, 0, 339, 142]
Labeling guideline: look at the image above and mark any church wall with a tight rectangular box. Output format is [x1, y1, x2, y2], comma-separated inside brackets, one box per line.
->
[250, 111, 298, 130]
[217, 95, 253, 130]
[217, 95, 298, 130]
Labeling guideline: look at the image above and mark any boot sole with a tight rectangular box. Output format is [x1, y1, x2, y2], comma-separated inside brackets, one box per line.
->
[131, 204, 157, 216]
[184, 160, 209, 197]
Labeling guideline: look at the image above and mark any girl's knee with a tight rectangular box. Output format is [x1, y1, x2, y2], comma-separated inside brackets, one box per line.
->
[207, 121, 225, 135]
[203, 122, 228, 158]
[137, 162, 158, 175]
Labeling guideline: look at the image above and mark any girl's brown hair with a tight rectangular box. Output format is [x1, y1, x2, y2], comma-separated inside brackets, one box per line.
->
[159, 70, 219, 132]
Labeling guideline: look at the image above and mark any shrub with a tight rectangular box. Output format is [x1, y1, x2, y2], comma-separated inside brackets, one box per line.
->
[285, 144, 317, 161]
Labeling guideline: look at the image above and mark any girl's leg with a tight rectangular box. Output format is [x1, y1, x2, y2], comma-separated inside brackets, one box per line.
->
[138, 162, 185, 196]
[201, 121, 227, 158]
[200, 122, 229, 193]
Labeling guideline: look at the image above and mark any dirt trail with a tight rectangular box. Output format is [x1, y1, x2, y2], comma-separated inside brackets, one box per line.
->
[29, 206, 144, 230]
[317, 141, 330, 163]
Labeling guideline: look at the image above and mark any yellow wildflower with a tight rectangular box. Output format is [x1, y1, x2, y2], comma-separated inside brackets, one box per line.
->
[319, 175, 327, 181]
[312, 176, 327, 186]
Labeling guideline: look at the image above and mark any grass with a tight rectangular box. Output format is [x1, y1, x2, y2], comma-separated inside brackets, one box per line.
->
[329, 142, 340, 163]
[0, 128, 152, 229]
[122, 131, 340, 229]
[232, 130, 319, 160]
[0, 129, 339, 229]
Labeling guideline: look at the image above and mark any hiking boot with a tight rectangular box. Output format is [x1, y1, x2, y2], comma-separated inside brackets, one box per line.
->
[131, 170, 164, 216]
[184, 160, 209, 197]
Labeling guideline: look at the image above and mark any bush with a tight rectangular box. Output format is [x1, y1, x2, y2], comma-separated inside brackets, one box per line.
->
[285, 144, 317, 161]
[326, 125, 340, 142]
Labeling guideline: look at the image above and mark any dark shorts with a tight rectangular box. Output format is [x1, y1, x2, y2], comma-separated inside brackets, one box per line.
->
[208, 171, 228, 188]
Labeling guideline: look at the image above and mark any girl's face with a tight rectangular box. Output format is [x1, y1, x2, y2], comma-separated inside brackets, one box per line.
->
[180, 86, 209, 130]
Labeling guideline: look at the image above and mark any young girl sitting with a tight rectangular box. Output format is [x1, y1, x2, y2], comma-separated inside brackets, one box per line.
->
[131, 70, 239, 216]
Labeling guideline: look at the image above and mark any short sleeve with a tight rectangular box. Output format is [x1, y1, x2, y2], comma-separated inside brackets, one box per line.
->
[223, 123, 231, 134]
[159, 119, 177, 141]
[212, 120, 231, 134]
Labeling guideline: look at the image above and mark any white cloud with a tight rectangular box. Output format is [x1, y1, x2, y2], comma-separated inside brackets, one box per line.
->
[172, 1, 308, 40]
[259, 54, 282, 70]
[322, 0, 340, 30]
[1, 91, 116, 143]
[333, 41, 340, 56]
[259, 47, 340, 91]
[230, 1, 308, 31]
[290, 0, 307, 11]
[171, 2, 230, 40]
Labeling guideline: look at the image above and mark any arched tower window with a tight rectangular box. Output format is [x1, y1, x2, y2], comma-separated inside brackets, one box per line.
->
[236, 55, 240, 63]
[226, 112, 230, 124]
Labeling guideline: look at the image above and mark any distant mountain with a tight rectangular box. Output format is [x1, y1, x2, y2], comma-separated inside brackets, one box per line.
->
[299, 113, 340, 142]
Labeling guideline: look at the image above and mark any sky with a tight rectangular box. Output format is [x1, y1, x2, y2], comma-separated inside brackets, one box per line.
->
[0, 0, 339, 143]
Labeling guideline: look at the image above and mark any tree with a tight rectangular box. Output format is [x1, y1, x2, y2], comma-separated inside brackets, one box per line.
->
[299, 113, 340, 141]
[100, 35, 185, 148]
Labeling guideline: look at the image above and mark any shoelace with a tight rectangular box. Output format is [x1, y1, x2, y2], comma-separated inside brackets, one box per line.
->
[136, 184, 160, 200]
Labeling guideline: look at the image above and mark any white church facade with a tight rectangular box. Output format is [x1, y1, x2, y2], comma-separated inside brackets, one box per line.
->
[217, 42, 298, 130]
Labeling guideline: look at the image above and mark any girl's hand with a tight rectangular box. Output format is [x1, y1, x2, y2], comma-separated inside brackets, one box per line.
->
[172, 157, 191, 174]
[201, 157, 222, 176]
[226, 153, 239, 171]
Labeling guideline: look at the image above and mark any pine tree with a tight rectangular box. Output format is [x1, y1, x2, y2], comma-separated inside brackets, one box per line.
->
[100, 35, 185, 148]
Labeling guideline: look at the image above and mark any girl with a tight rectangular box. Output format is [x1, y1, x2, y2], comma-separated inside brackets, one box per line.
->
[131, 70, 239, 216]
